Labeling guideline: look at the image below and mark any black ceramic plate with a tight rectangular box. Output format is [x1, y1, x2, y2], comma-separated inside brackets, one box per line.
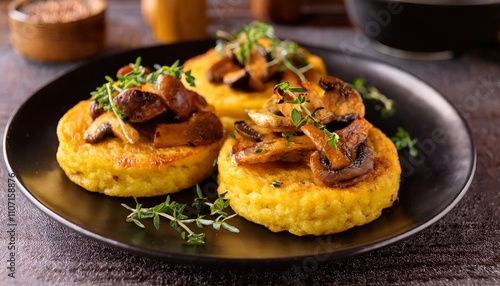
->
[3, 41, 476, 266]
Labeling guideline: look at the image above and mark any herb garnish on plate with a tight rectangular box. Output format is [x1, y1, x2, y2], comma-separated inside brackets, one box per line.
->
[122, 185, 239, 244]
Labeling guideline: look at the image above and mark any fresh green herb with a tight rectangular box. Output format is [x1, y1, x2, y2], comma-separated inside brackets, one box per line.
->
[90, 58, 195, 119]
[105, 82, 134, 143]
[212, 157, 218, 167]
[290, 108, 304, 128]
[183, 70, 196, 87]
[391, 127, 418, 157]
[192, 184, 208, 213]
[256, 148, 263, 153]
[271, 180, 282, 188]
[315, 121, 340, 149]
[350, 77, 394, 117]
[216, 21, 312, 82]
[270, 40, 312, 82]
[281, 131, 297, 142]
[275, 82, 340, 149]
[237, 21, 274, 66]
[229, 131, 236, 139]
[122, 185, 239, 244]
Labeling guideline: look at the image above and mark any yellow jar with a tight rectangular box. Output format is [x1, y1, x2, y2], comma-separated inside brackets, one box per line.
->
[141, 0, 207, 43]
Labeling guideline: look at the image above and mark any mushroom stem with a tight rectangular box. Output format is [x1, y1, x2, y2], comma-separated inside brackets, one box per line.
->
[233, 135, 316, 164]
[300, 123, 351, 169]
[310, 142, 374, 188]
[84, 112, 139, 144]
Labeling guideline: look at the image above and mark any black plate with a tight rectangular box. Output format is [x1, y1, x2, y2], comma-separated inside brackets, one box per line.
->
[3, 41, 476, 267]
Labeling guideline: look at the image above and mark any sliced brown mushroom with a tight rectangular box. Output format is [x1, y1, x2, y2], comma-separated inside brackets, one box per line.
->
[246, 50, 269, 91]
[247, 108, 298, 133]
[188, 90, 213, 113]
[273, 84, 302, 119]
[300, 81, 337, 124]
[232, 135, 316, 165]
[300, 118, 372, 170]
[114, 89, 167, 123]
[206, 57, 241, 83]
[299, 123, 352, 169]
[215, 50, 269, 91]
[157, 74, 193, 121]
[310, 142, 374, 188]
[84, 112, 139, 144]
[272, 82, 320, 122]
[234, 120, 265, 142]
[335, 118, 372, 161]
[89, 100, 105, 120]
[319, 76, 365, 121]
[234, 120, 279, 142]
[223, 69, 249, 90]
[273, 77, 365, 124]
[154, 111, 223, 148]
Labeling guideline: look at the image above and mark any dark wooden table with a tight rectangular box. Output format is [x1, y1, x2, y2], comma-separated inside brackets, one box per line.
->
[1, 0, 499, 284]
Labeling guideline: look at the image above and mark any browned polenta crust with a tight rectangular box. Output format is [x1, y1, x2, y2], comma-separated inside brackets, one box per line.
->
[217, 127, 401, 236]
[56, 100, 223, 197]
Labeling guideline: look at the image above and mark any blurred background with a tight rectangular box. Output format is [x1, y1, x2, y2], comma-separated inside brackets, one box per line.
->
[3, 0, 499, 62]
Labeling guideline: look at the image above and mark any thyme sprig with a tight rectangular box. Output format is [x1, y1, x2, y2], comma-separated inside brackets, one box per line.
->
[122, 185, 239, 244]
[216, 21, 274, 66]
[275, 82, 340, 149]
[105, 82, 135, 143]
[350, 79, 419, 156]
[215, 21, 312, 82]
[350, 77, 394, 117]
[269, 40, 312, 82]
[391, 127, 418, 157]
[90, 57, 195, 120]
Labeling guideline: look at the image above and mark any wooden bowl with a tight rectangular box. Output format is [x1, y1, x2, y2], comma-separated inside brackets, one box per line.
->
[8, 0, 107, 61]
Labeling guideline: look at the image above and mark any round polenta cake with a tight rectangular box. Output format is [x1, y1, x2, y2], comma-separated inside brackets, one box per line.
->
[56, 100, 224, 197]
[182, 48, 327, 128]
[217, 127, 401, 236]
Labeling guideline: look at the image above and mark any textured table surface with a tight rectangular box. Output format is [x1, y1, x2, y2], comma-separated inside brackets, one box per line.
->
[1, 0, 499, 285]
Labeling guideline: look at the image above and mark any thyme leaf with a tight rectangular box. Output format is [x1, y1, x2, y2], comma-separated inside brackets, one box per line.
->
[290, 108, 304, 128]
[271, 180, 282, 188]
[216, 21, 312, 81]
[350, 77, 394, 117]
[122, 185, 239, 245]
[90, 57, 195, 120]
[275, 82, 340, 149]
[391, 127, 418, 157]
[281, 131, 297, 142]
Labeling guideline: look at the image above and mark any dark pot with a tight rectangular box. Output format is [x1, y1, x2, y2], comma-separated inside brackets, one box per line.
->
[345, 0, 500, 56]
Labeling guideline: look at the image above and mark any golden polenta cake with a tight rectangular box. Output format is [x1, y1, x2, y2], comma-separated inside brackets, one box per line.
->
[217, 127, 401, 236]
[181, 21, 327, 129]
[56, 57, 225, 197]
[56, 100, 224, 197]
